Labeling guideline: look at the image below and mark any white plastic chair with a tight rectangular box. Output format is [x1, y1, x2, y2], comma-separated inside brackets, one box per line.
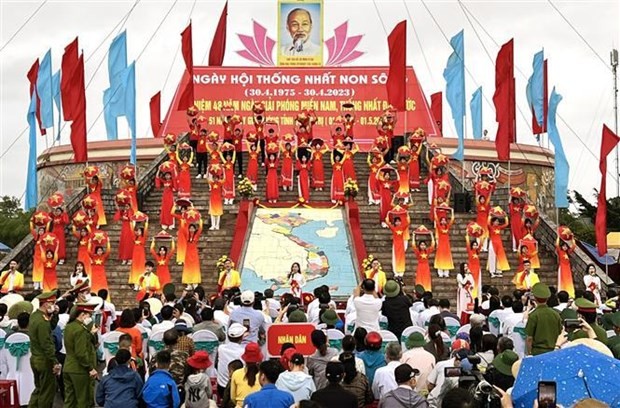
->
[136, 324, 151, 361]
[148, 329, 165, 358]
[0, 328, 6, 350]
[379, 315, 389, 331]
[456, 324, 471, 337]
[0, 333, 34, 405]
[444, 317, 461, 339]
[327, 329, 345, 350]
[487, 310, 503, 336]
[345, 316, 356, 335]
[509, 321, 527, 359]
[101, 331, 123, 370]
[441, 332, 452, 348]
[190, 330, 220, 377]
[380, 329, 399, 353]
[400, 326, 426, 350]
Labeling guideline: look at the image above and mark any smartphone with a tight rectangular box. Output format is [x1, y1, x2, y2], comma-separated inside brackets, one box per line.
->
[444, 367, 462, 377]
[564, 319, 582, 330]
[538, 381, 557, 408]
[243, 318, 250, 331]
[94, 312, 102, 327]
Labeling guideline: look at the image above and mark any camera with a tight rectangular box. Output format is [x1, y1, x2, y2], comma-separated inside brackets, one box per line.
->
[456, 355, 502, 408]
[564, 319, 582, 330]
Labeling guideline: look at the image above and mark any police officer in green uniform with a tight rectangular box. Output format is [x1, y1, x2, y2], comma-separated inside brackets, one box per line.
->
[568, 298, 608, 345]
[29, 291, 62, 408]
[607, 312, 620, 358]
[525, 283, 562, 356]
[63, 302, 98, 408]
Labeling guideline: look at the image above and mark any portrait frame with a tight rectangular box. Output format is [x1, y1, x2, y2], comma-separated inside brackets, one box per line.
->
[277, 0, 324, 66]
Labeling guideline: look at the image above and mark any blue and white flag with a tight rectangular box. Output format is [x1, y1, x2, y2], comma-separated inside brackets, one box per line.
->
[443, 30, 465, 161]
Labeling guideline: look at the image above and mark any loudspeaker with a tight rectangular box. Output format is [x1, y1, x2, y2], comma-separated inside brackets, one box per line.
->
[454, 192, 471, 213]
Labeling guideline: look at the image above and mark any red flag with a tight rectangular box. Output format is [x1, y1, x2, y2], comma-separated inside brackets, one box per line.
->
[209, 1, 228, 66]
[150, 91, 162, 137]
[532, 59, 548, 135]
[493, 39, 515, 161]
[69, 54, 88, 163]
[178, 22, 194, 111]
[61, 38, 79, 120]
[26, 59, 46, 135]
[430, 92, 443, 136]
[386, 20, 407, 111]
[595, 125, 620, 256]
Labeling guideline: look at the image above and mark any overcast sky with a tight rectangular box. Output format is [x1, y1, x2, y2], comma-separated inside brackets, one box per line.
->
[1, 0, 619, 205]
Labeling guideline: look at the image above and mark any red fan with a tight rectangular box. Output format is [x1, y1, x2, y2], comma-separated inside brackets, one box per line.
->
[558, 226, 574, 241]
[467, 222, 485, 238]
[523, 205, 539, 219]
[40, 232, 58, 250]
[83, 165, 99, 179]
[81, 194, 97, 210]
[72, 210, 88, 227]
[90, 230, 109, 247]
[131, 211, 149, 223]
[47, 193, 64, 209]
[120, 164, 136, 181]
[115, 190, 131, 206]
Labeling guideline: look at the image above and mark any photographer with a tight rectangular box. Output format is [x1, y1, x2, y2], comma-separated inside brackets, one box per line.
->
[483, 350, 519, 391]
[567, 298, 608, 344]
[426, 340, 470, 408]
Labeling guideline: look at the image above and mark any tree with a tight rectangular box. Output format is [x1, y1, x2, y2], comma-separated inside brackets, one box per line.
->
[0, 196, 32, 249]
[560, 190, 620, 245]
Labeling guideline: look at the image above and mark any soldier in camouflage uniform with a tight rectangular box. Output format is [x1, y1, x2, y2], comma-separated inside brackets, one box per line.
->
[63, 302, 98, 407]
[148, 328, 188, 385]
[29, 291, 62, 408]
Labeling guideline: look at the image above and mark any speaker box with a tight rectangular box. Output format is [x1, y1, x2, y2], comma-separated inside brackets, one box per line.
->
[454, 192, 471, 213]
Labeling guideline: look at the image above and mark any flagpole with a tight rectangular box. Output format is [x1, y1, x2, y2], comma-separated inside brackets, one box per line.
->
[611, 48, 619, 197]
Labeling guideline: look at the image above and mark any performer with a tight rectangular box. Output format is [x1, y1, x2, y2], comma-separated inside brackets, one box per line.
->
[85, 167, 107, 226]
[172, 201, 190, 265]
[487, 207, 510, 278]
[342, 137, 359, 183]
[196, 128, 209, 179]
[431, 167, 451, 222]
[413, 226, 435, 292]
[187, 106, 200, 152]
[246, 136, 260, 190]
[40, 234, 59, 292]
[408, 129, 425, 191]
[508, 188, 525, 252]
[434, 205, 455, 278]
[164, 133, 178, 167]
[135, 261, 161, 296]
[70, 261, 89, 287]
[208, 165, 225, 230]
[231, 124, 244, 176]
[176, 143, 194, 197]
[49, 193, 69, 264]
[155, 162, 177, 230]
[119, 165, 139, 212]
[31, 212, 50, 290]
[218, 258, 241, 292]
[206, 131, 221, 165]
[331, 118, 346, 146]
[584, 263, 602, 305]
[330, 149, 345, 203]
[385, 215, 409, 278]
[88, 237, 110, 293]
[72, 225, 92, 278]
[0, 260, 24, 294]
[150, 238, 175, 287]
[129, 215, 148, 285]
[221, 143, 236, 205]
[474, 166, 495, 250]
[342, 104, 356, 138]
[556, 227, 576, 298]
[522, 205, 541, 268]
[365, 258, 387, 295]
[221, 108, 242, 175]
[512, 259, 539, 291]
[396, 146, 411, 197]
[183, 218, 203, 288]
[114, 190, 134, 264]
[265, 150, 280, 203]
[297, 152, 311, 202]
[367, 148, 385, 205]
[377, 166, 399, 227]
[517, 235, 538, 275]
[281, 137, 296, 192]
[465, 222, 484, 300]
[456, 262, 475, 317]
[310, 139, 328, 191]
[252, 102, 267, 164]
[288, 262, 307, 300]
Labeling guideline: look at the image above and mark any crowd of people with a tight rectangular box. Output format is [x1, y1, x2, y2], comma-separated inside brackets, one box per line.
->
[1, 274, 619, 407]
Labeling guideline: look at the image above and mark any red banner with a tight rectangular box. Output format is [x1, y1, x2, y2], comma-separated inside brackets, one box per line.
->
[161, 66, 439, 146]
[266, 323, 317, 356]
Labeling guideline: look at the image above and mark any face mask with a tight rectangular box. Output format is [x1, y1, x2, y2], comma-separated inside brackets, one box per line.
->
[83, 316, 93, 326]
[47, 306, 55, 315]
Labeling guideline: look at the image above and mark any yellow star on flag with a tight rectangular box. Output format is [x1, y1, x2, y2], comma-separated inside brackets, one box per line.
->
[122, 167, 134, 177]
[92, 232, 106, 243]
[42, 234, 56, 246]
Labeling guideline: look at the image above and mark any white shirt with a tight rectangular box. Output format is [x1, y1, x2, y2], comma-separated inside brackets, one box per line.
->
[151, 320, 174, 334]
[280, 40, 321, 57]
[502, 313, 525, 335]
[216, 341, 246, 387]
[102, 302, 117, 333]
[417, 306, 440, 328]
[372, 360, 401, 400]
[70, 272, 87, 287]
[554, 302, 568, 312]
[308, 300, 337, 324]
[353, 294, 382, 332]
[427, 358, 459, 408]
[214, 310, 229, 327]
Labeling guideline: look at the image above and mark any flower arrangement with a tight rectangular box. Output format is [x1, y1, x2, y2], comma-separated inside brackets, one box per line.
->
[216, 255, 231, 272]
[344, 178, 359, 198]
[237, 177, 254, 199]
[362, 254, 377, 271]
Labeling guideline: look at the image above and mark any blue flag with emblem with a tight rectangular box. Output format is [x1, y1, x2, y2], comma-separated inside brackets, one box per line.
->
[26, 89, 39, 210]
[547, 87, 569, 208]
[470, 86, 482, 140]
[36, 49, 54, 129]
[443, 30, 465, 161]
[104, 31, 128, 140]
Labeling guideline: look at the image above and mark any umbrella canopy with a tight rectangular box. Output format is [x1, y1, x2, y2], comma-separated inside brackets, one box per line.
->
[512, 345, 620, 407]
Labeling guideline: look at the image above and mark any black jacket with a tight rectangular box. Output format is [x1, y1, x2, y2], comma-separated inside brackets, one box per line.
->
[382, 295, 413, 339]
[311, 384, 358, 408]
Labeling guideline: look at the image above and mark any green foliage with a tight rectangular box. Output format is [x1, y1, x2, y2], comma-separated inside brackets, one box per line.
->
[560, 190, 620, 245]
[0, 196, 32, 249]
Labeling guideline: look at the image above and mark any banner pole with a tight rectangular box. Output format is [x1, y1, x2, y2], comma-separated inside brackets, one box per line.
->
[508, 160, 511, 191]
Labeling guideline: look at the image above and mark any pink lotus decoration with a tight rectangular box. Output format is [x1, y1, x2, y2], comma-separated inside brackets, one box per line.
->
[235, 21, 364, 66]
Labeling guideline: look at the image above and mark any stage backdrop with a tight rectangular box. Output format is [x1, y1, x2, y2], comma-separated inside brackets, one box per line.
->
[160, 66, 440, 144]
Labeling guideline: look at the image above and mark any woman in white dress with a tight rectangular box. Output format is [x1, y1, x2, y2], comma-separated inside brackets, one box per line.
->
[288, 262, 306, 301]
[456, 262, 475, 316]
[583, 263, 602, 305]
